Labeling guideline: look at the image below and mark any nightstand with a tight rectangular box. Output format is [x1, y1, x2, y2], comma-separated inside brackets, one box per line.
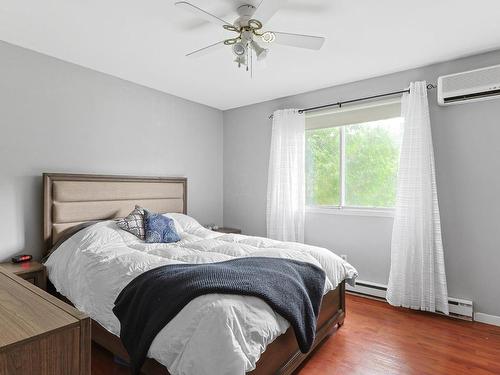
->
[0, 260, 47, 290]
[213, 227, 242, 234]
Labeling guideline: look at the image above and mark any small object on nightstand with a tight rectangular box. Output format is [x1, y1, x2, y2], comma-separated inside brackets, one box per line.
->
[212, 227, 242, 234]
[11, 254, 33, 263]
[0, 260, 47, 290]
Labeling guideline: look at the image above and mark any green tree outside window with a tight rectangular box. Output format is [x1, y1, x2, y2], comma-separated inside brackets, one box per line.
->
[306, 118, 402, 208]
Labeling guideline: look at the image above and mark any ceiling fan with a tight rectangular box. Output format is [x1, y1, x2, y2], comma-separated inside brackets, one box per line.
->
[175, 0, 326, 70]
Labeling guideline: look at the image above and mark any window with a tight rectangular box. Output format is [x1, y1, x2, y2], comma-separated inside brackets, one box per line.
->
[305, 99, 403, 210]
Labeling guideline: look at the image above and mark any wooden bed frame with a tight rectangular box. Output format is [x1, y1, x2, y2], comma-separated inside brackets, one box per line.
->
[43, 173, 346, 375]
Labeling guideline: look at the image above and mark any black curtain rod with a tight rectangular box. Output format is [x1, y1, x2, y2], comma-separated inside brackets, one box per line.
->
[268, 83, 437, 120]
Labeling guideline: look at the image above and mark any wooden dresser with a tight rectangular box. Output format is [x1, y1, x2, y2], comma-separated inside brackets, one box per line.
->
[0, 267, 90, 375]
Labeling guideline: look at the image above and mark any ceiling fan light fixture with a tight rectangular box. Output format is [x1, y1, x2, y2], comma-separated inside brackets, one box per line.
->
[234, 54, 247, 68]
[232, 42, 247, 56]
[260, 31, 276, 44]
[251, 40, 268, 61]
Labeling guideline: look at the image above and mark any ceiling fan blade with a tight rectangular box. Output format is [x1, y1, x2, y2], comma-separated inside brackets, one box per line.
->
[252, 0, 289, 24]
[270, 31, 325, 50]
[186, 41, 225, 58]
[175, 1, 232, 26]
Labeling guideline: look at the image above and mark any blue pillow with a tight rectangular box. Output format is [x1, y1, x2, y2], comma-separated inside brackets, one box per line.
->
[144, 210, 181, 243]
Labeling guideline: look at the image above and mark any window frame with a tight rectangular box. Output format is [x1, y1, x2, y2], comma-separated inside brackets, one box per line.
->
[305, 100, 402, 217]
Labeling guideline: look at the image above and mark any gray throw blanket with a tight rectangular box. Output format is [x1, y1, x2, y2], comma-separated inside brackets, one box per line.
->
[113, 257, 326, 374]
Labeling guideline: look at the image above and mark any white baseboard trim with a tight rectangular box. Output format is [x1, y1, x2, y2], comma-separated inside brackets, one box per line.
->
[345, 279, 387, 299]
[346, 279, 474, 321]
[348, 279, 500, 327]
[474, 312, 500, 327]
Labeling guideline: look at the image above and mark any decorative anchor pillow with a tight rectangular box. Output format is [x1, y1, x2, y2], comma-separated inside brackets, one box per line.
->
[116, 205, 145, 240]
[144, 210, 181, 243]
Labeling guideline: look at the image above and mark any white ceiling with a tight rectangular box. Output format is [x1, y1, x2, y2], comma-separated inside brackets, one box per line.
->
[1, 0, 500, 110]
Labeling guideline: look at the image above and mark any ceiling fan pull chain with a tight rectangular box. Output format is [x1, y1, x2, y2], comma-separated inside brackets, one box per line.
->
[246, 43, 250, 72]
[250, 46, 253, 78]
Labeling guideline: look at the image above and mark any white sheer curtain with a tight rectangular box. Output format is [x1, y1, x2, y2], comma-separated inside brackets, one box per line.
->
[387, 81, 449, 314]
[266, 109, 305, 242]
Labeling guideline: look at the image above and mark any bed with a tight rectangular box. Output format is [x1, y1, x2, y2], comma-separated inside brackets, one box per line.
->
[42, 173, 357, 375]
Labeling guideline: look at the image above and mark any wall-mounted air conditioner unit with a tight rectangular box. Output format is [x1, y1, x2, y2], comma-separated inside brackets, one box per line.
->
[437, 64, 500, 106]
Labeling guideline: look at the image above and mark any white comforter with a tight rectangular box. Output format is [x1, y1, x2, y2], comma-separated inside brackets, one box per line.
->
[45, 213, 357, 375]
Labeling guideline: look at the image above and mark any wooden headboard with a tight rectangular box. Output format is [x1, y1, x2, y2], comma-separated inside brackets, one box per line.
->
[43, 173, 187, 256]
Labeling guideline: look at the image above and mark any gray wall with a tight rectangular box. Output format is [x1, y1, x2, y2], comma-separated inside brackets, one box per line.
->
[2, 38, 499, 317]
[0, 41, 223, 261]
[224, 50, 500, 316]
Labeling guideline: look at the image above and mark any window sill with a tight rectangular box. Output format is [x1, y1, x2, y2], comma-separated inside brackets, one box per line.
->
[306, 206, 395, 218]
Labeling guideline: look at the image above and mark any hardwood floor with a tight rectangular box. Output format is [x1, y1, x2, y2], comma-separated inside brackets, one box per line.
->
[91, 294, 500, 375]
